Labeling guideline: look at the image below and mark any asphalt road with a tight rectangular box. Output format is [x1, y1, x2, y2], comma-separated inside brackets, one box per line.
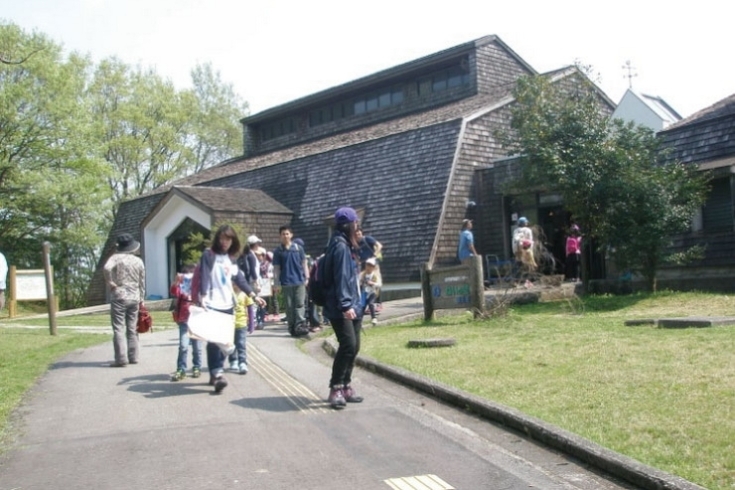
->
[0, 318, 645, 490]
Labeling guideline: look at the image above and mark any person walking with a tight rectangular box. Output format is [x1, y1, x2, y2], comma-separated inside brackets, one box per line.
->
[228, 283, 255, 374]
[565, 224, 582, 282]
[170, 264, 202, 381]
[356, 227, 382, 270]
[360, 257, 382, 326]
[103, 233, 145, 367]
[272, 226, 309, 337]
[457, 219, 478, 263]
[197, 225, 264, 393]
[323, 207, 365, 409]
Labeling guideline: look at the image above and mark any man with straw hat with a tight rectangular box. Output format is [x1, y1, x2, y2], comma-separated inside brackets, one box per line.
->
[103, 233, 146, 367]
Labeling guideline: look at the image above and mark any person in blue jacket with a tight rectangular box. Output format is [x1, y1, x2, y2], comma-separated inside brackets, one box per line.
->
[323, 207, 365, 409]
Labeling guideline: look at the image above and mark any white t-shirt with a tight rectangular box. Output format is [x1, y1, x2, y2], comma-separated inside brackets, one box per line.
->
[207, 253, 239, 310]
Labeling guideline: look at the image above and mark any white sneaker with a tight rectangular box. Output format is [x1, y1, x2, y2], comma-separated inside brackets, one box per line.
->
[230, 363, 239, 372]
[371, 318, 378, 326]
[239, 363, 248, 375]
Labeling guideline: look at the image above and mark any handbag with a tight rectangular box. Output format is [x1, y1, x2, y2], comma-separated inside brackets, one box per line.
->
[187, 305, 235, 355]
[137, 302, 153, 333]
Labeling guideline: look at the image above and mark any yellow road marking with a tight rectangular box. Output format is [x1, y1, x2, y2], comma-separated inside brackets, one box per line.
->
[249, 345, 330, 413]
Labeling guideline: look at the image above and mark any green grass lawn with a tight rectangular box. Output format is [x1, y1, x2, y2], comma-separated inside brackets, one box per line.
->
[361, 291, 735, 490]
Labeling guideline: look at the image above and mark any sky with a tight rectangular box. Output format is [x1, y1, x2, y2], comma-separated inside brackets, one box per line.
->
[1, 0, 731, 119]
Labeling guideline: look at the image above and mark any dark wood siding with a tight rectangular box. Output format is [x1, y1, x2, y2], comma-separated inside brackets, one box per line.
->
[208, 120, 463, 283]
[87, 194, 166, 305]
[702, 177, 732, 232]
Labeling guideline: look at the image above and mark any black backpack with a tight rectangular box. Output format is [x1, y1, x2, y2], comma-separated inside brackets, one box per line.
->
[310, 235, 344, 307]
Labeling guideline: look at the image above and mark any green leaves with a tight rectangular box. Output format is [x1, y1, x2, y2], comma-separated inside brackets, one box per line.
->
[0, 21, 249, 307]
[508, 70, 707, 290]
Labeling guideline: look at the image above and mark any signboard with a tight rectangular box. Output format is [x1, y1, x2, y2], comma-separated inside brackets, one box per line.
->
[421, 256, 484, 320]
[14, 269, 47, 300]
[430, 270, 472, 309]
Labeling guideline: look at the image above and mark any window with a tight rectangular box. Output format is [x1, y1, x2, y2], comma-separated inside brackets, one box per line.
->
[428, 57, 470, 93]
[261, 117, 297, 141]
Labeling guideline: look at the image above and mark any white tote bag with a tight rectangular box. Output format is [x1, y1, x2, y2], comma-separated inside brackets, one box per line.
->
[187, 305, 235, 355]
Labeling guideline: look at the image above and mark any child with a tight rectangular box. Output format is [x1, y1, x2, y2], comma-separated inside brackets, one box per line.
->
[255, 248, 269, 329]
[228, 283, 255, 375]
[170, 264, 202, 381]
[359, 257, 382, 325]
[565, 224, 582, 282]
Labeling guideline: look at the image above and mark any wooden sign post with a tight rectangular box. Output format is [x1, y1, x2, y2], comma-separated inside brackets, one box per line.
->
[421, 255, 484, 321]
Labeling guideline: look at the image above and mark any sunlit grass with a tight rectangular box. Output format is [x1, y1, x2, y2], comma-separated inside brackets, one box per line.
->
[362, 291, 735, 490]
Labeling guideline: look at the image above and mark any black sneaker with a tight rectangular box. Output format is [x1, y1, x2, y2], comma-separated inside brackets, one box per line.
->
[214, 376, 228, 394]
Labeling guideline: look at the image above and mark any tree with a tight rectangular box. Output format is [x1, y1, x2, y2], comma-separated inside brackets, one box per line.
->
[505, 71, 707, 291]
[187, 63, 248, 173]
[1, 22, 251, 308]
[0, 22, 111, 308]
[87, 59, 195, 220]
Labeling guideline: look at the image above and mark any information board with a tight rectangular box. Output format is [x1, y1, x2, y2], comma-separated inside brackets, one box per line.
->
[15, 270, 47, 300]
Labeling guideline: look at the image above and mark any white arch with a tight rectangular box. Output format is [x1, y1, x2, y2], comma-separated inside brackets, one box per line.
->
[143, 195, 211, 299]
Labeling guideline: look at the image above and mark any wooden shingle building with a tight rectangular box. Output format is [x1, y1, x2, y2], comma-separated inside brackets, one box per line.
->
[88, 35, 613, 305]
[656, 93, 735, 290]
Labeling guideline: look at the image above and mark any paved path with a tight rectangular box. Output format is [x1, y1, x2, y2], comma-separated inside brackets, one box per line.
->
[0, 291, 701, 490]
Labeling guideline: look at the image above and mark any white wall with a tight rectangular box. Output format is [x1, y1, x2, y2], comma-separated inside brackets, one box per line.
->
[143, 195, 211, 299]
[611, 90, 664, 131]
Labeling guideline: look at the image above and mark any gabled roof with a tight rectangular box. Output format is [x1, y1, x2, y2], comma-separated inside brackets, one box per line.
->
[172, 186, 292, 214]
[639, 92, 681, 123]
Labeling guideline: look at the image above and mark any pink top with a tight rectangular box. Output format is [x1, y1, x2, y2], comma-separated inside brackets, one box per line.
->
[566, 236, 581, 256]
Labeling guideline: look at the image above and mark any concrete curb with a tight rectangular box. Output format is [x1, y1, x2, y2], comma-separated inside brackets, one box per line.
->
[323, 337, 705, 490]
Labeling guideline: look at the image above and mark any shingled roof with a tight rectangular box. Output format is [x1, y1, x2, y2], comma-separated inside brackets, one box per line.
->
[168, 186, 292, 214]
[145, 84, 517, 196]
[659, 92, 735, 166]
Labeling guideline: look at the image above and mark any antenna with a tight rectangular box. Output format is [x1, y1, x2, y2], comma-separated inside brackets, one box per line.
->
[622, 60, 638, 89]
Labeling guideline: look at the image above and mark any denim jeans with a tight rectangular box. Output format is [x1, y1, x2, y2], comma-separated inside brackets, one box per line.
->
[362, 292, 378, 319]
[256, 304, 266, 326]
[110, 299, 140, 365]
[228, 328, 248, 366]
[177, 322, 202, 371]
[282, 284, 306, 330]
[206, 307, 233, 375]
[329, 317, 362, 388]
